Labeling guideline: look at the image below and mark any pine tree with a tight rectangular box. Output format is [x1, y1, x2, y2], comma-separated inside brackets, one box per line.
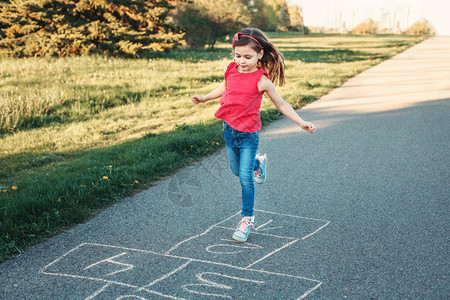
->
[0, 0, 184, 57]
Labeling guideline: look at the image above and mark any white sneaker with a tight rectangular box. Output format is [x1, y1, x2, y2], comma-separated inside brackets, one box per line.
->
[233, 216, 254, 242]
[253, 154, 267, 184]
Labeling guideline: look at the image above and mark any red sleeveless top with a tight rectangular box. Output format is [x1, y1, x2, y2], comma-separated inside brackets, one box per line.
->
[214, 62, 268, 132]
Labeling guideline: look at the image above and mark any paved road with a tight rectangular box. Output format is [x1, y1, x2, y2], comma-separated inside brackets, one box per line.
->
[1, 37, 449, 299]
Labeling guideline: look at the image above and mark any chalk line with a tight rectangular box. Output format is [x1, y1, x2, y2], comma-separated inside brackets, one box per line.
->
[83, 252, 134, 276]
[41, 270, 139, 289]
[139, 260, 192, 289]
[255, 209, 330, 223]
[181, 272, 265, 299]
[245, 238, 300, 269]
[85, 283, 112, 300]
[302, 221, 331, 240]
[299, 282, 323, 300]
[205, 239, 263, 254]
[254, 219, 274, 231]
[40, 242, 88, 273]
[214, 225, 297, 240]
[165, 211, 241, 255]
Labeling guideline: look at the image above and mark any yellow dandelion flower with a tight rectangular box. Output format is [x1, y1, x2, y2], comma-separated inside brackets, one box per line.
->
[134, 180, 139, 184]
[12, 186, 18, 190]
[103, 176, 108, 180]
[109, 165, 113, 168]
[2, 189, 6, 193]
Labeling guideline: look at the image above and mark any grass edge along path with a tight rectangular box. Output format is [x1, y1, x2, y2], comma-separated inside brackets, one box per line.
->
[0, 113, 284, 262]
[0, 35, 429, 262]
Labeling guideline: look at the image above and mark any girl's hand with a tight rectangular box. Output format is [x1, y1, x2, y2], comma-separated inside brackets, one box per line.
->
[191, 95, 206, 104]
[301, 121, 315, 134]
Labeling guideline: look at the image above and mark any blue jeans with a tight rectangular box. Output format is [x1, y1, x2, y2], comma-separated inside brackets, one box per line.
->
[223, 121, 260, 217]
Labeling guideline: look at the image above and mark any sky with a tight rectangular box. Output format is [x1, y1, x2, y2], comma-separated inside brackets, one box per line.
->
[288, 0, 449, 35]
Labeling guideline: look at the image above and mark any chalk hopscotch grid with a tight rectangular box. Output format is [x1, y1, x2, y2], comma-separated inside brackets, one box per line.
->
[40, 242, 321, 285]
[41, 243, 322, 300]
[165, 209, 330, 270]
[40, 210, 330, 299]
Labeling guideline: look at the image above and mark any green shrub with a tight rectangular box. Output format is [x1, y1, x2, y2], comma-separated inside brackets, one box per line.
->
[0, 0, 184, 58]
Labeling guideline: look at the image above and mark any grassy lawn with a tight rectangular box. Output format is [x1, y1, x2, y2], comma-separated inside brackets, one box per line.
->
[0, 33, 428, 261]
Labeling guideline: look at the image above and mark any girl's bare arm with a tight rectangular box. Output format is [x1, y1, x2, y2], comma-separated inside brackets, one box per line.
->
[192, 81, 226, 104]
[259, 77, 315, 133]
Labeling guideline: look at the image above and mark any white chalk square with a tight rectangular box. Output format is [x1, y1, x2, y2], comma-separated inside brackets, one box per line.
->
[147, 261, 321, 299]
[166, 226, 295, 268]
[218, 209, 329, 240]
[41, 243, 189, 288]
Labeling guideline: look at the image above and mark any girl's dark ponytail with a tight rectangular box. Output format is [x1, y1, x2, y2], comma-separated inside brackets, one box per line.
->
[233, 28, 285, 86]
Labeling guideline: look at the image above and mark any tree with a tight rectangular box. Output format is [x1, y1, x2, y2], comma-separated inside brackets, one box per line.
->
[351, 19, 378, 35]
[174, 0, 249, 49]
[241, 0, 292, 32]
[405, 19, 436, 35]
[0, 0, 184, 57]
[277, 0, 290, 31]
[288, 4, 304, 32]
[260, 0, 280, 31]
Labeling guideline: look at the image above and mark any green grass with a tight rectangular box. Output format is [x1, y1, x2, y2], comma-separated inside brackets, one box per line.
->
[0, 33, 428, 261]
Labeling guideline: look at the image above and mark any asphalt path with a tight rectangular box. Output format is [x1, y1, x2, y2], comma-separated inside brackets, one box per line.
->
[1, 36, 449, 299]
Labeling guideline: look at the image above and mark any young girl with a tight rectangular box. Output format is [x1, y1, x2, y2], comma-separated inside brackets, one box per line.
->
[192, 28, 315, 242]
